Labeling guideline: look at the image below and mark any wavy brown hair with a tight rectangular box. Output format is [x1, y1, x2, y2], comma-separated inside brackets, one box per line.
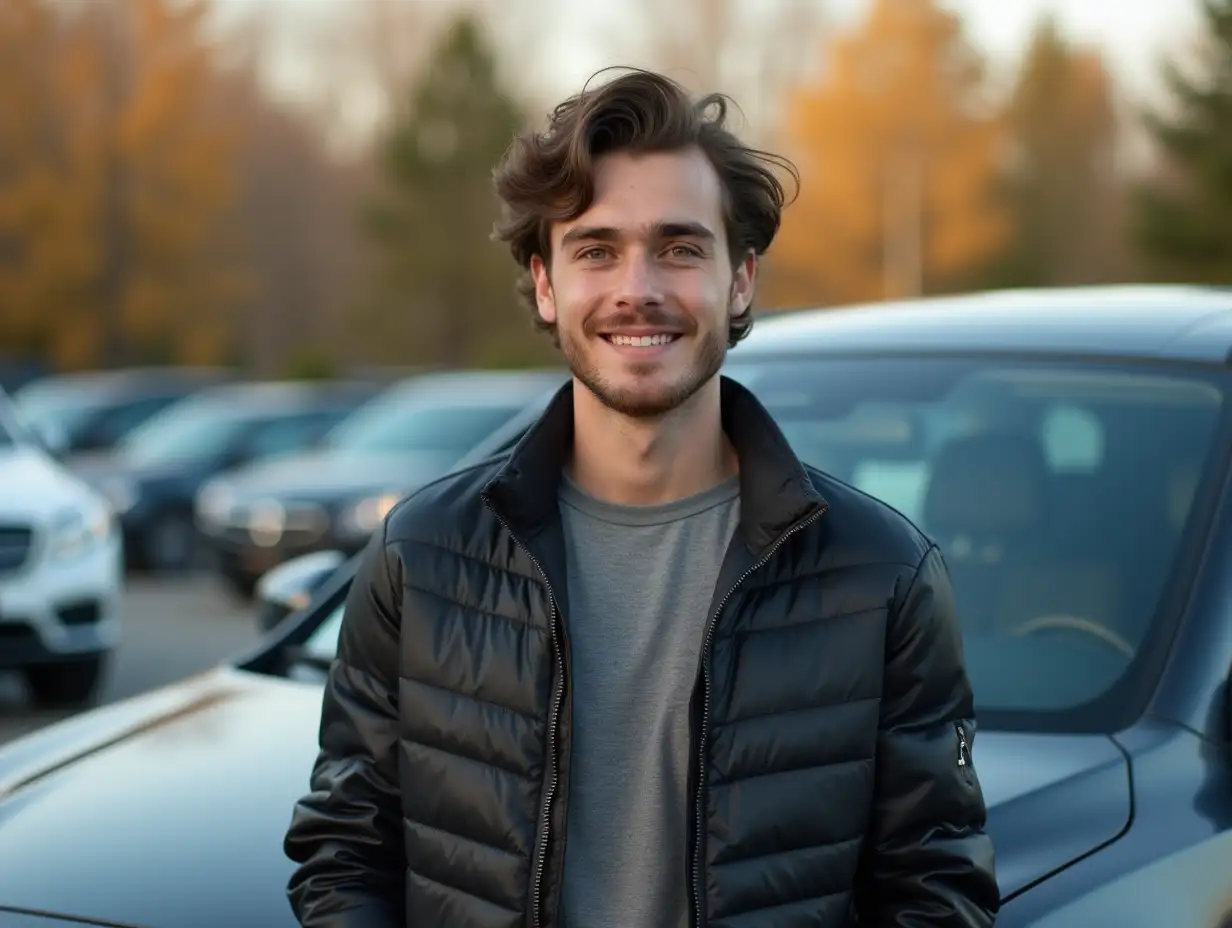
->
[491, 67, 798, 348]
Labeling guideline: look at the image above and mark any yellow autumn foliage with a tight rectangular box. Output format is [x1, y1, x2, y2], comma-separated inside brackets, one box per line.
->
[764, 0, 1010, 309]
[0, 0, 243, 369]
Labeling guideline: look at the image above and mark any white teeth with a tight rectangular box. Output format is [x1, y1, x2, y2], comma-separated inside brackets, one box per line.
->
[609, 334, 675, 347]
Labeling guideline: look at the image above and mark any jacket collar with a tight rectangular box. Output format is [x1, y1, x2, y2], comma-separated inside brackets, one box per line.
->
[483, 375, 827, 555]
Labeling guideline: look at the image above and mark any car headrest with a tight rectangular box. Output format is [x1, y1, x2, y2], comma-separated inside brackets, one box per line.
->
[923, 433, 1048, 540]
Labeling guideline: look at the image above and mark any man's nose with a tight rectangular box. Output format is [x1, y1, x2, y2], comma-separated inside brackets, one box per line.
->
[614, 250, 665, 307]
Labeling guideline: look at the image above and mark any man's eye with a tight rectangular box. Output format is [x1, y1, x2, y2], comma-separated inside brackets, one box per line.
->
[579, 247, 609, 260]
[668, 245, 702, 259]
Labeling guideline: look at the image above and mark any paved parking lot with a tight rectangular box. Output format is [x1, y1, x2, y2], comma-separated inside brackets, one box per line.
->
[0, 574, 262, 745]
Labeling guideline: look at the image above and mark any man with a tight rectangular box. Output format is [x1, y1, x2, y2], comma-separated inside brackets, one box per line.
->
[284, 68, 999, 927]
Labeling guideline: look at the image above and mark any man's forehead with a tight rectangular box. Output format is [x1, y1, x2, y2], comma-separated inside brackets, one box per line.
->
[556, 148, 724, 243]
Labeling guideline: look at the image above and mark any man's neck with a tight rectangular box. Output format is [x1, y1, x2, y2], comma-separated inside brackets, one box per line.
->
[567, 377, 737, 507]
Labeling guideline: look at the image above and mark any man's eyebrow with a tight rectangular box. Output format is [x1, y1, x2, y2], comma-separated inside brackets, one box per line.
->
[654, 221, 716, 242]
[560, 221, 717, 248]
[560, 225, 621, 247]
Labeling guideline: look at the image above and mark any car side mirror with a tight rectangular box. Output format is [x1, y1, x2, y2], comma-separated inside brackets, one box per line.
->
[255, 549, 346, 633]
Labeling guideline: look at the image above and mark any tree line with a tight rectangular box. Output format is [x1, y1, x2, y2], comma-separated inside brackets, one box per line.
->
[1, 0, 1229, 375]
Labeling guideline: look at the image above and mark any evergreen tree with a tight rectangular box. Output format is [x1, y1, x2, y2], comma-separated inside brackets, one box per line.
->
[1135, 0, 1232, 283]
[360, 15, 546, 367]
[990, 16, 1123, 289]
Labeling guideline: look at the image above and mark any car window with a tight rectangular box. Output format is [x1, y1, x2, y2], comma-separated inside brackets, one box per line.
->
[85, 395, 179, 447]
[725, 355, 1227, 717]
[325, 398, 521, 458]
[242, 412, 339, 460]
[118, 398, 255, 466]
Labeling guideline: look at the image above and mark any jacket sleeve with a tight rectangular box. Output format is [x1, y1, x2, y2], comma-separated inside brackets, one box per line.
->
[284, 518, 405, 927]
[853, 543, 1000, 927]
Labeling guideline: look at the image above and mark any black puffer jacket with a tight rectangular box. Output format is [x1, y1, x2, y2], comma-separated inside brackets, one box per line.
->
[284, 378, 999, 928]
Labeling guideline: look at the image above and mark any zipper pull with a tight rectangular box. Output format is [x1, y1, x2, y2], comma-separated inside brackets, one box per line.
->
[956, 725, 969, 768]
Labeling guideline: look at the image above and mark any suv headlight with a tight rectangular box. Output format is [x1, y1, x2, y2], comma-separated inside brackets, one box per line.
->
[48, 504, 113, 561]
[337, 492, 400, 539]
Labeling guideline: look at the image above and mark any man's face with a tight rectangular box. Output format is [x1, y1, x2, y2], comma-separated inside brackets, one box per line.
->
[530, 147, 755, 419]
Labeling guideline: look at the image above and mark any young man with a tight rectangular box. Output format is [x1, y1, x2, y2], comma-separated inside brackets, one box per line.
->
[284, 69, 999, 928]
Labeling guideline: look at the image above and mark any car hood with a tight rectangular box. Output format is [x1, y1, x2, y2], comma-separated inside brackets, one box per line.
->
[221, 450, 456, 502]
[0, 671, 1131, 927]
[0, 668, 324, 928]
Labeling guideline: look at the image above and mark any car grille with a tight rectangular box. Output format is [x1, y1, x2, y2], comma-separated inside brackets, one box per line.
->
[0, 523, 35, 574]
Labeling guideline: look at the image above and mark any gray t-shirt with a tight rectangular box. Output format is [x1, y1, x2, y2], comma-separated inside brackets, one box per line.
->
[558, 473, 741, 928]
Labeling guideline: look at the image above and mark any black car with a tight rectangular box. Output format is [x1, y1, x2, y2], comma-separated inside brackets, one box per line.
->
[72, 380, 380, 572]
[195, 368, 566, 598]
[2, 285, 1232, 927]
[11, 367, 233, 458]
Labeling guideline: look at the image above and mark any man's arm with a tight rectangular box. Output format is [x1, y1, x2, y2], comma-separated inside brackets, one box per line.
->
[284, 518, 405, 928]
[854, 543, 1000, 927]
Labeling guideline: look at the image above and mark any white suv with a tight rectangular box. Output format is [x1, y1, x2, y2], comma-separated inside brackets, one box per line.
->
[0, 387, 123, 707]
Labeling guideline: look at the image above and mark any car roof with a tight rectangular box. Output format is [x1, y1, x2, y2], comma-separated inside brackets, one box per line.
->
[188, 379, 377, 413]
[15, 366, 232, 398]
[735, 285, 1232, 364]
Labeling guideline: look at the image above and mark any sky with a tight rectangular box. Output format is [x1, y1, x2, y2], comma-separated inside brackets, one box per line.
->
[537, 0, 1202, 98]
[917, 0, 1200, 98]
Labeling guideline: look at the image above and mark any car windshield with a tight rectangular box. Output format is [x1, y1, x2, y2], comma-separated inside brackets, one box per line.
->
[323, 391, 522, 458]
[119, 398, 253, 466]
[298, 355, 1229, 724]
[723, 354, 1226, 718]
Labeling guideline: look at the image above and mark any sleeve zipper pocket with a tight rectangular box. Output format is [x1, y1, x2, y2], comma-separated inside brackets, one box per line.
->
[956, 722, 974, 784]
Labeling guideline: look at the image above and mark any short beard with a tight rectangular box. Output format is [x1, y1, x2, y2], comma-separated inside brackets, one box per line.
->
[561, 324, 727, 420]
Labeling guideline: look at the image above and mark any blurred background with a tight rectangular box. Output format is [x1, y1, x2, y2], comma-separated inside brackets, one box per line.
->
[1, 0, 1229, 740]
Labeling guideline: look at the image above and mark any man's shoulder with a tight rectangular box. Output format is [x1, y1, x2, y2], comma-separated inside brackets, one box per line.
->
[382, 451, 508, 549]
[804, 464, 934, 570]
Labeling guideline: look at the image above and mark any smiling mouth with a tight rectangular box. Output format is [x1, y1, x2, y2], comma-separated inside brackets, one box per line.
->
[602, 333, 681, 347]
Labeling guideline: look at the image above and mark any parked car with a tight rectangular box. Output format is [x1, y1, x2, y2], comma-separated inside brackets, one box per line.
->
[2, 285, 1232, 927]
[71, 380, 379, 573]
[195, 368, 565, 598]
[0, 388, 123, 710]
[11, 367, 232, 459]
[247, 390, 561, 633]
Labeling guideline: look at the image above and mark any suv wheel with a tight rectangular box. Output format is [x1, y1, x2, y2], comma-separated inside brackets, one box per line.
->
[23, 655, 108, 709]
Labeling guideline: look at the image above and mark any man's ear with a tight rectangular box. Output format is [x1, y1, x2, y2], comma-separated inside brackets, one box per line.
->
[730, 251, 756, 318]
[530, 254, 557, 325]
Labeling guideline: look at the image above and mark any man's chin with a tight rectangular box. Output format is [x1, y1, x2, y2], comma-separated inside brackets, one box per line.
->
[577, 374, 710, 420]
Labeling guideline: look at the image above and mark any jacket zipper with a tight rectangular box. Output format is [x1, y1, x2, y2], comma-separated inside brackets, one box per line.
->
[691, 503, 827, 927]
[485, 504, 562, 928]
[956, 722, 972, 782]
